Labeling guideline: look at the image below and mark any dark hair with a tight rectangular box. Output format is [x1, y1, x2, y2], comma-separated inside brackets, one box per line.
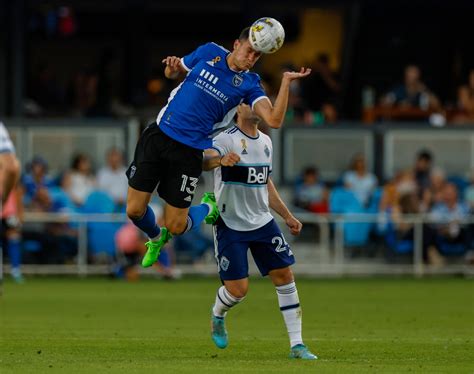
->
[303, 166, 318, 176]
[316, 53, 329, 65]
[417, 149, 432, 162]
[71, 153, 89, 170]
[239, 27, 250, 41]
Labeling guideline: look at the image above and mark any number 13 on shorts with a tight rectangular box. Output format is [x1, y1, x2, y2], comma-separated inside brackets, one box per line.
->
[180, 174, 199, 195]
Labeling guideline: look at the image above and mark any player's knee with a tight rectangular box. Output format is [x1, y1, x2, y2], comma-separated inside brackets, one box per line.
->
[4, 156, 20, 180]
[226, 284, 248, 299]
[166, 219, 187, 235]
[270, 267, 294, 285]
[126, 205, 146, 221]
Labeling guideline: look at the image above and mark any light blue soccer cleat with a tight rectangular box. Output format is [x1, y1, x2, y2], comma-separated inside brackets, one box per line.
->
[289, 344, 318, 360]
[210, 313, 228, 349]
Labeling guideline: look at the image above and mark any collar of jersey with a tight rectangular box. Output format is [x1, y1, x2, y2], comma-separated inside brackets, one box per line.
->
[236, 125, 259, 139]
[225, 54, 249, 74]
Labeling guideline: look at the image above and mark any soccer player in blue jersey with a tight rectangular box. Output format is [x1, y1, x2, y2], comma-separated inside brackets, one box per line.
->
[202, 104, 317, 360]
[125, 26, 311, 267]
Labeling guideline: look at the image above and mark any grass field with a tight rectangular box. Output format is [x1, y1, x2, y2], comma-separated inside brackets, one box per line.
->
[0, 276, 473, 373]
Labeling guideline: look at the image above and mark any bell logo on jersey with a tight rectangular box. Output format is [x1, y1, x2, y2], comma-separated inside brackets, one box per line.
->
[247, 166, 269, 184]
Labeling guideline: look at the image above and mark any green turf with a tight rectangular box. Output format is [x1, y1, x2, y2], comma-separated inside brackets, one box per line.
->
[0, 276, 473, 373]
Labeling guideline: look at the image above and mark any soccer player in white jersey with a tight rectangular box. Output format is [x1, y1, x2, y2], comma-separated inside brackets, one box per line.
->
[202, 104, 317, 360]
[125, 26, 311, 267]
[0, 121, 21, 204]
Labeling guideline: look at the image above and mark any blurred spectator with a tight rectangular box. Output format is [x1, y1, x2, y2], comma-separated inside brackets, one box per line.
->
[451, 69, 474, 124]
[293, 166, 329, 213]
[391, 192, 445, 266]
[89, 47, 133, 118]
[379, 169, 417, 213]
[423, 167, 447, 211]
[300, 52, 341, 123]
[464, 170, 474, 211]
[22, 156, 55, 207]
[173, 227, 214, 264]
[343, 153, 378, 207]
[97, 147, 128, 211]
[279, 63, 306, 123]
[429, 183, 472, 251]
[26, 62, 65, 116]
[412, 149, 433, 209]
[65, 153, 96, 207]
[381, 64, 441, 112]
[67, 67, 98, 117]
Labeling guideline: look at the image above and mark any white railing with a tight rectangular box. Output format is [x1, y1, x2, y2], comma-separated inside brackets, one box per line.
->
[1, 212, 473, 278]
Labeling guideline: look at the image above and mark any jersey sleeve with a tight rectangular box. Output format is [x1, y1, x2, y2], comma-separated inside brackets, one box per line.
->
[244, 75, 269, 109]
[181, 42, 215, 72]
[211, 131, 233, 156]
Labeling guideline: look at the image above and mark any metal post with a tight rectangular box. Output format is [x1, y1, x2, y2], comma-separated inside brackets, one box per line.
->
[77, 221, 88, 277]
[334, 217, 345, 274]
[413, 219, 424, 277]
[319, 217, 331, 262]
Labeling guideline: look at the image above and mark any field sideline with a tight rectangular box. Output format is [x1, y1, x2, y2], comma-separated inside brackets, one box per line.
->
[0, 276, 473, 373]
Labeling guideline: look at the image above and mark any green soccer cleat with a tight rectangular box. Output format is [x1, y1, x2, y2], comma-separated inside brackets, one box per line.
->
[211, 312, 228, 349]
[201, 192, 220, 225]
[141, 228, 172, 268]
[289, 344, 318, 360]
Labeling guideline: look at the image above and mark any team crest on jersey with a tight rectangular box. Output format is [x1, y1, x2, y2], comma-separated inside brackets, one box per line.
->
[220, 256, 230, 271]
[241, 139, 248, 154]
[232, 75, 243, 87]
[264, 145, 270, 158]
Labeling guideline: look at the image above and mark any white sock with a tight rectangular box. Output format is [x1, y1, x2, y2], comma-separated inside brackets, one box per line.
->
[276, 282, 303, 348]
[212, 286, 244, 317]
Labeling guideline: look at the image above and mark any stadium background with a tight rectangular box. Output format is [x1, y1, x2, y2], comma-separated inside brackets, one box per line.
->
[0, 1, 473, 373]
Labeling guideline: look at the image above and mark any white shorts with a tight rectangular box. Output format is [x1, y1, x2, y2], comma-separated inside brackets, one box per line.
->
[0, 121, 15, 154]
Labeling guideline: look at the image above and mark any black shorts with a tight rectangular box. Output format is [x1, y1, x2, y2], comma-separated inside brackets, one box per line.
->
[126, 124, 203, 208]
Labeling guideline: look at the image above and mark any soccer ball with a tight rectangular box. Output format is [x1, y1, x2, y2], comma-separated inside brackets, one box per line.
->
[249, 17, 285, 54]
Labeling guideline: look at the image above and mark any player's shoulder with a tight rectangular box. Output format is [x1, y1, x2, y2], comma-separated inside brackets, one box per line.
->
[222, 125, 240, 136]
[258, 130, 273, 145]
[242, 70, 262, 83]
[198, 42, 229, 57]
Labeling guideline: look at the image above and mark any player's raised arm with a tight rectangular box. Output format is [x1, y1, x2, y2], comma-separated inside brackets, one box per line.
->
[267, 177, 302, 236]
[253, 67, 311, 129]
[162, 56, 187, 79]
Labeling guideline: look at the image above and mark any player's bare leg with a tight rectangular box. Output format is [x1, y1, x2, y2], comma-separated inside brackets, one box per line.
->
[211, 278, 248, 349]
[0, 153, 21, 204]
[126, 187, 170, 267]
[269, 267, 317, 360]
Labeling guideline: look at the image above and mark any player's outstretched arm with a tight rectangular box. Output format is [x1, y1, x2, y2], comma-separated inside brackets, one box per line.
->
[162, 56, 187, 79]
[268, 177, 302, 236]
[202, 149, 240, 171]
[253, 67, 311, 129]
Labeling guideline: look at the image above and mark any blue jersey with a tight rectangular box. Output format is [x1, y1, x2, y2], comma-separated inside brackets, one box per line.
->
[156, 42, 268, 150]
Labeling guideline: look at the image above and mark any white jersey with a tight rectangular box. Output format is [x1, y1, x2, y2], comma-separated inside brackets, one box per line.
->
[0, 122, 15, 154]
[212, 125, 273, 231]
